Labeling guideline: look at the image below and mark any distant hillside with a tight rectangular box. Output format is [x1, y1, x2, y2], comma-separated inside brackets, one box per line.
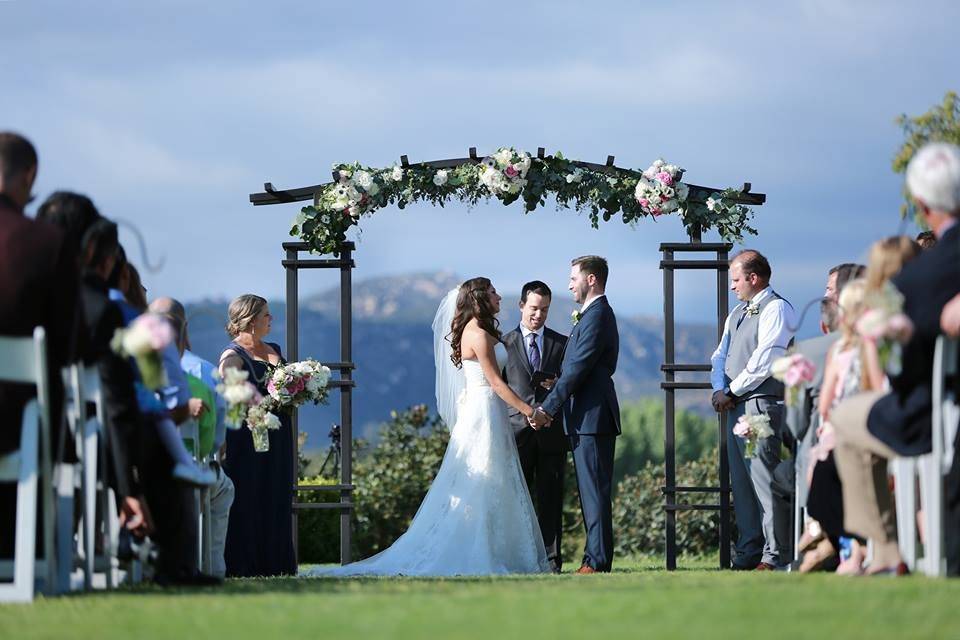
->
[185, 272, 718, 451]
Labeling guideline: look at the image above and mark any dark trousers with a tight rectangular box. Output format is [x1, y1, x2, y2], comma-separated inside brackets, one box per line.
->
[517, 436, 565, 573]
[570, 433, 615, 571]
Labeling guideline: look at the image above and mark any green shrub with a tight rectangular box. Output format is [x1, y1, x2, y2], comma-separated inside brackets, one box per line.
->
[613, 448, 728, 557]
[296, 475, 341, 563]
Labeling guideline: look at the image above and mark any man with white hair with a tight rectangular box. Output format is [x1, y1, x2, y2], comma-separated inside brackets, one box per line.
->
[831, 142, 960, 575]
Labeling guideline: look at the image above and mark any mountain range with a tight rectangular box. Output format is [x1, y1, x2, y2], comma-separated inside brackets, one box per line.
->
[184, 271, 718, 451]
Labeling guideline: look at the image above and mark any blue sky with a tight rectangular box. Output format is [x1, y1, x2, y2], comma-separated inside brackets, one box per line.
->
[3, 0, 958, 335]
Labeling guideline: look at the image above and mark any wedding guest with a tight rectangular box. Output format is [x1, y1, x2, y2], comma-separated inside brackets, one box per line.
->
[916, 230, 937, 250]
[805, 279, 887, 573]
[831, 143, 960, 575]
[0, 132, 81, 556]
[502, 280, 568, 573]
[152, 296, 235, 578]
[219, 294, 296, 577]
[35, 195, 150, 536]
[864, 236, 921, 293]
[710, 250, 796, 570]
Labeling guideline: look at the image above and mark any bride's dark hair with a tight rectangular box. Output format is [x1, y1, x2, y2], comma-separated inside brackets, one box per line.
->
[449, 277, 501, 368]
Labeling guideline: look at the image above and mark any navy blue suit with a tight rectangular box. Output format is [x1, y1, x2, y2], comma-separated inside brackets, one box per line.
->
[541, 295, 620, 571]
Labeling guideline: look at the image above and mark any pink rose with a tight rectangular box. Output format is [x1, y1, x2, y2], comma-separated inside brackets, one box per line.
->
[267, 379, 277, 396]
[656, 171, 673, 186]
[887, 313, 914, 343]
[650, 206, 661, 216]
[287, 376, 305, 394]
[639, 198, 649, 207]
[504, 166, 519, 178]
[733, 417, 751, 438]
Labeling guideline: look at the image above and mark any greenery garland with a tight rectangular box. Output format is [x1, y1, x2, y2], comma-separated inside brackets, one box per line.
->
[290, 148, 758, 255]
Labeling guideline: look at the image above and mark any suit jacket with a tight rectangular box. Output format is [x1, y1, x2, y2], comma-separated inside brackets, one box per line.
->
[867, 223, 960, 456]
[502, 326, 568, 453]
[541, 296, 621, 436]
[0, 195, 80, 454]
[80, 273, 142, 499]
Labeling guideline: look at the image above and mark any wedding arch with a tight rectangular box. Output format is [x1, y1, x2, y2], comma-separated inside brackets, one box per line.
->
[248, 147, 767, 570]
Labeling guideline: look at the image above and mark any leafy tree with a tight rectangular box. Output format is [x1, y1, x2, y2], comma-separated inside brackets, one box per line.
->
[893, 91, 960, 220]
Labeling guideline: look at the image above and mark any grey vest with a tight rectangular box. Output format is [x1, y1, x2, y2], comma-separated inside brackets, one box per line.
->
[724, 291, 789, 400]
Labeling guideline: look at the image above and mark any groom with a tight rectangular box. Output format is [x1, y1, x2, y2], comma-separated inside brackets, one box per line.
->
[502, 280, 569, 574]
[532, 255, 620, 574]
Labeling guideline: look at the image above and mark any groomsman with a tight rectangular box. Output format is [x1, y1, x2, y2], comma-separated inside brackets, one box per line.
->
[502, 281, 568, 573]
[710, 250, 796, 570]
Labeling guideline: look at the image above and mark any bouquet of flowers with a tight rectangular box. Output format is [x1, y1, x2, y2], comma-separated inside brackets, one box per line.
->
[110, 313, 175, 390]
[479, 147, 531, 199]
[733, 413, 774, 459]
[265, 359, 332, 411]
[856, 283, 914, 375]
[245, 400, 282, 452]
[634, 158, 689, 217]
[215, 368, 262, 429]
[771, 353, 817, 406]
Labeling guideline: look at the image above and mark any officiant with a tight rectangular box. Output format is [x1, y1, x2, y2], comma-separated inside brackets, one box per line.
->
[502, 281, 569, 573]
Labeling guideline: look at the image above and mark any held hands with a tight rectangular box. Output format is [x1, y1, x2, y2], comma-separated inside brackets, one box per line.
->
[527, 406, 552, 430]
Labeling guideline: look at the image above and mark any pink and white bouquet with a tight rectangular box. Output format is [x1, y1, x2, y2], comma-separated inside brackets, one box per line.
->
[479, 147, 531, 198]
[110, 313, 175, 390]
[634, 158, 689, 217]
[265, 359, 332, 411]
[856, 283, 913, 375]
[771, 353, 817, 406]
[733, 413, 774, 459]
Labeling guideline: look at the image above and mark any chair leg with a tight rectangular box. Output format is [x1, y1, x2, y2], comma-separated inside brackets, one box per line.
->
[892, 458, 918, 571]
[82, 419, 97, 589]
[919, 455, 945, 576]
[54, 463, 76, 592]
[0, 408, 39, 603]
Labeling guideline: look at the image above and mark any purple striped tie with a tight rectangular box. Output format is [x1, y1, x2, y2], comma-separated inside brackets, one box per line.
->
[528, 333, 541, 371]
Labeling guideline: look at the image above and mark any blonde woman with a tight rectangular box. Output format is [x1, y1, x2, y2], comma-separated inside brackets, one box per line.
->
[218, 294, 295, 577]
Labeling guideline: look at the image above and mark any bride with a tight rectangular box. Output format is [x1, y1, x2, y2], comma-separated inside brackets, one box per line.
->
[304, 277, 551, 576]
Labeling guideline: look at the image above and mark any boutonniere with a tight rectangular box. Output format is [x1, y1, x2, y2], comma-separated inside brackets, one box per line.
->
[571, 309, 582, 326]
[746, 302, 760, 316]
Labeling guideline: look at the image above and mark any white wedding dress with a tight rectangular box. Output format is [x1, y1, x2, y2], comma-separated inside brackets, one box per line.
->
[304, 359, 550, 577]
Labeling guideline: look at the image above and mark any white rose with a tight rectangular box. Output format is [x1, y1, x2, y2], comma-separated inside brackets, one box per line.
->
[706, 197, 716, 211]
[433, 170, 448, 186]
[264, 412, 282, 430]
[494, 149, 513, 168]
[653, 159, 664, 168]
[348, 205, 361, 218]
[338, 169, 351, 181]
[223, 384, 254, 405]
[353, 170, 372, 188]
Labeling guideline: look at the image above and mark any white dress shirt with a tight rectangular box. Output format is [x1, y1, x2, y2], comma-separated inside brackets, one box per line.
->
[710, 286, 796, 396]
[578, 293, 606, 316]
[520, 323, 545, 370]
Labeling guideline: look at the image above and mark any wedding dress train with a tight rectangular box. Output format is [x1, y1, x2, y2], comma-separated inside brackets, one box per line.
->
[304, 360, 550, 577]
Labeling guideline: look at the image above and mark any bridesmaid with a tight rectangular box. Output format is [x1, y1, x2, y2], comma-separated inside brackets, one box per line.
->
[219, 294, 296, 577]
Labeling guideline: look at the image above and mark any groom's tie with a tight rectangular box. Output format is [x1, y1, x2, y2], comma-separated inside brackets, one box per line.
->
[528, 333, 541, 372]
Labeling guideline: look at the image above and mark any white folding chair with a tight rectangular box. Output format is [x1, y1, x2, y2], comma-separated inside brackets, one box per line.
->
[180, 418, 213, 573]
[894, 335, 959, 576]
[0, 327, 55, 603]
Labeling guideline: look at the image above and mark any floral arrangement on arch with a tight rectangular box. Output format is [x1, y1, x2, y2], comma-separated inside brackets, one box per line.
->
[290, 148, 758, 255]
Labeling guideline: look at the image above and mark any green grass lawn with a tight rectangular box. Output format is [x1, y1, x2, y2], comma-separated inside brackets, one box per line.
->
[1, 557, 957, 639]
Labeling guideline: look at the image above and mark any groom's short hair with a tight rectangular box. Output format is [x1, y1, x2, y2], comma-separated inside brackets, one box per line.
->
[572, 255, 608, 288]
[520, 280, 551, 304]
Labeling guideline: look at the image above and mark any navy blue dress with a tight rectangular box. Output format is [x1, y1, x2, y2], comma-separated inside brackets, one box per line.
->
[222, 341, 296, 577]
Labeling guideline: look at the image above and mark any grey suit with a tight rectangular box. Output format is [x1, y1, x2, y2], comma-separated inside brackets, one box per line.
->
[502, 326, 568, 572]
[722, 292, 792, 567]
